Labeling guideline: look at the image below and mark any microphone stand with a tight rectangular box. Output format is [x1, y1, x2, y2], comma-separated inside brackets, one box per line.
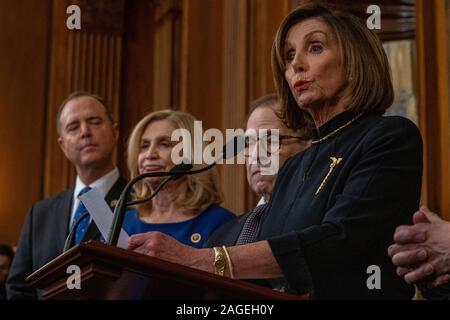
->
[63, 212, 90, 252]
[126, 176, 172, 207]
[125, 163, 193, 207]
[107, 163, 215, 246]
[107, 134, 245, 246]
[63, 173, 180, 251]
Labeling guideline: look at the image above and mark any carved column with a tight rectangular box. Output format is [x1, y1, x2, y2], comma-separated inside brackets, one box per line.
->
[221, 0, 250, 214]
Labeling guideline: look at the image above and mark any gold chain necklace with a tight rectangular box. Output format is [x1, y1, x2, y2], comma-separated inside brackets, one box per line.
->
[311, 113, 364, 144]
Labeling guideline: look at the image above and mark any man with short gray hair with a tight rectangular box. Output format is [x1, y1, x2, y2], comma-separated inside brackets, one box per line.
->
[206, 94, 310, 247]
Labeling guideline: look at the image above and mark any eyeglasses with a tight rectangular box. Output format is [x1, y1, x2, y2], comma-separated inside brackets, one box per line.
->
[244, 132, 307, 155]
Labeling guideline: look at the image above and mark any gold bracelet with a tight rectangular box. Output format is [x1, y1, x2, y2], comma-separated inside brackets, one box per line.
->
[213, 247, 226, 276]
[222, 246, 234, 279]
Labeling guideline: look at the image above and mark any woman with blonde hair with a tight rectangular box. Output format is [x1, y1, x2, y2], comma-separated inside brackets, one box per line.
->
[122, 110, 235, 248]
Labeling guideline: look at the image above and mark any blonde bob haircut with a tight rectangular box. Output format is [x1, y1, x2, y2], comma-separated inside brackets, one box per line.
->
[272, 2, 394, 130]
[127, 109, 223, 213]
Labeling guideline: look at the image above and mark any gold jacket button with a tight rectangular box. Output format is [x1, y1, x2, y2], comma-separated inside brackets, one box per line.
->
[110, 199, 118, 208]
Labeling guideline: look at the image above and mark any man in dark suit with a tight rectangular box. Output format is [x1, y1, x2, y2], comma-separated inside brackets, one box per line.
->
[206, 94, 309, 247]
[6, 92, 126, 299]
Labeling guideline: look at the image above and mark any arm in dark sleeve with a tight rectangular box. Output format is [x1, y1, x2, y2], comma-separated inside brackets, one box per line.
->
[204, 226, 225, 248]
[203, 218, 234, 248]
[421, 284, 450, 300]
[6, 207, 37, 300]
[204, 214, 248, 248]
[268, 118, 423, 294]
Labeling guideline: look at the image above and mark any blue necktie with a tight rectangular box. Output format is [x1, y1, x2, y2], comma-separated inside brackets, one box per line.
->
[72, 187, 92, 245]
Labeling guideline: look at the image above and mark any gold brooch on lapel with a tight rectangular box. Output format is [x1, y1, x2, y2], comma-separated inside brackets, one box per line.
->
[315, 157, 343, 195]
[190, 233, 202, 244]
[110, 199, 119, 208]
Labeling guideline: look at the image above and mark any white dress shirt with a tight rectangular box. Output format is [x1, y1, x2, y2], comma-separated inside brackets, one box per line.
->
[70, 168, 120, 228]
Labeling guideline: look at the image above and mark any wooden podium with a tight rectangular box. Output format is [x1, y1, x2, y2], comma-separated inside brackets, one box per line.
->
[27, 241, 307, 300]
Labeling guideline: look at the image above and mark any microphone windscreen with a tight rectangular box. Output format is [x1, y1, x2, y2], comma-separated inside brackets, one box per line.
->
[170, 160, 193, 180]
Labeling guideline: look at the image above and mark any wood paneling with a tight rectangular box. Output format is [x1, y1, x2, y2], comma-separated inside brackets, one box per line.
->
[416, 0, 450, 219]
[44, 0, 125, 196]
[0, 0, 50, 245]
[181, 0, 223, 131]
[249, 0, 290, 98]
[153, 0, 182, 110]
[221, 0, 250, 214]
[299, 0, 416, 41]
[246, 0, 291, 208]
[119, 0, 157, 178]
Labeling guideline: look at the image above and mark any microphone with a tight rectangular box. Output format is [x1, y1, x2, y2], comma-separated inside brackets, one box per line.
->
[126, 136, 244, 207]
[107, 135, 245, 246]
[218, 134, 246, 162]
[125, 161, 193, 206]
[168, 161, 194, 180]
[63, 212, 90, 251]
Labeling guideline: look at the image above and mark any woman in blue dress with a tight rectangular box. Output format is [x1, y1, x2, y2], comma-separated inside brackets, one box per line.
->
[122, 110, 235, 248]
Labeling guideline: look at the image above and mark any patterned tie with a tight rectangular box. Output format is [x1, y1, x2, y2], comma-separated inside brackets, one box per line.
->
[235, 203, 268, 245]
[72, 186, 92, 245]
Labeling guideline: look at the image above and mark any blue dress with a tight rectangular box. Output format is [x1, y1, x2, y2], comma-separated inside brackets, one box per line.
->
[122, 204, 235, 248]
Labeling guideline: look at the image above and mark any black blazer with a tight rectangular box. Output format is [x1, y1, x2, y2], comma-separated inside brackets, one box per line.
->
[205, 211, 278, 289]
[6, 177, 126, 300]
[262, 112, 423, 299]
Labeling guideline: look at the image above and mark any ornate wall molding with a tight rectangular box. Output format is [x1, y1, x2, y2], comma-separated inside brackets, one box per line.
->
[75, 0, 125, 34]
[295, 0, 416, 41]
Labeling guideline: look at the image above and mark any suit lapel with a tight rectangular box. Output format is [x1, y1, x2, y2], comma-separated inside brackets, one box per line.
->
[55, 188, 74, 253]
[82, 177, 127, 242]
